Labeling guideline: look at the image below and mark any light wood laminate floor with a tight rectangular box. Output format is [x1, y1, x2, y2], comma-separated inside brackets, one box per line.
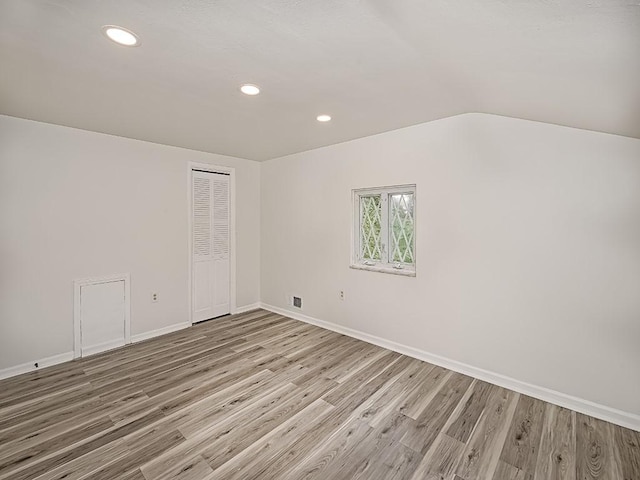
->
[0, 310, 638, 480]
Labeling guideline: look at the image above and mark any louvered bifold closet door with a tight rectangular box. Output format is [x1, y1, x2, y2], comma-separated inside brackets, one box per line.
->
[192, 171, 230, 322]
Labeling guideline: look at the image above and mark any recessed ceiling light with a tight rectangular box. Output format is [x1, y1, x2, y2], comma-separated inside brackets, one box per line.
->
[102, 25, 140, 47]
[317, 114, 332, 122]
[240, 84, 260, 96]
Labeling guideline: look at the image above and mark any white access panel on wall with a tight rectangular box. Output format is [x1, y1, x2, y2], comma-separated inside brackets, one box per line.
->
[74, 274, 131, 357]
[192, 170, 230, 322]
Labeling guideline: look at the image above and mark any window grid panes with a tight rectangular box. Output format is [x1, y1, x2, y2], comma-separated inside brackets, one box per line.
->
[360, 195, 382, 260]
[390, 193, 414, 264]
[353, 185, 416, 274]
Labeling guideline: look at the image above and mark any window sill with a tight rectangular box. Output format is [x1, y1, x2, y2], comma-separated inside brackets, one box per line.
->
[350, 263, 416, 277]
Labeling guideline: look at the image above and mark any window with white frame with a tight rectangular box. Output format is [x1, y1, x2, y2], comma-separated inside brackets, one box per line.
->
[352, 185, 416, 275]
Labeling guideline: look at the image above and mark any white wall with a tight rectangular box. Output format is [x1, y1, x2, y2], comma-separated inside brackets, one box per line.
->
[0, 115, 260, 370]
[261, 113, 640, 417]
[2, 111, 639, 423]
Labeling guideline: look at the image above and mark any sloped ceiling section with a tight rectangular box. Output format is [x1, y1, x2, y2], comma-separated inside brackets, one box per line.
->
[0, 0, 639, 161]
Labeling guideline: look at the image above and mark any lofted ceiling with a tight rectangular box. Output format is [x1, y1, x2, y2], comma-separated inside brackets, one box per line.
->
[1, 0, 639, 161]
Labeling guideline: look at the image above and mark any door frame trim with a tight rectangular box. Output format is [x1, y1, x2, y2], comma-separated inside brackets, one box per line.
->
[187, 162, 236, 325]
[73, 273, 131, 359]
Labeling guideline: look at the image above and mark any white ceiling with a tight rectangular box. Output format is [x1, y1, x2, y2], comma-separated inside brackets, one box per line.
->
[1, 0, 639, 161]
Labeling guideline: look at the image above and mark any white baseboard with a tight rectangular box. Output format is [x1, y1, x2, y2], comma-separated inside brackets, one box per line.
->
[0, 351, 75, 381]
[3, 303, 637, 432]
[234, 302, 261, 314]
[1, 321, 192, 381]
[260, 303, 640, 432]
[81, 339, 126, 357]
[131, 322, 191, 343]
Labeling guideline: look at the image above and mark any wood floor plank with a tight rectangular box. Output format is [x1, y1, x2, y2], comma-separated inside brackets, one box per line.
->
[119, 469, 146, 480]
[397, 364, 451, 420]
[322, 350, 402, 406]
[206, 398, 335, 480]
[201, 377, 337, 470]
[38, 414, 189, 480]
[292, 340, 377, 388]
[454, 386, 519, 480]
[35, 428, 185, 480]
[401, 372, 474, 454]
[0, 383, 96, 433]
[409, 433, 466, 480]
[176, 375, 297, 439]
[0, 382, 90, 421]
[613, 425, 640, 480]
[576, 413, 623, 480]
[353, 443, 421, 480]
[279, 417, 373, 480]
[240, 320, 308, 349]
[147, 454, 214, 480]
[445, 379, 493, 443]
[165, 370, 282, 431]
[0, 416, 114, 476]
[138, 381, 302, 479]
[0, 309, 635, 480]
[29, 433, 132, 480]
[0, 371, 89, 411]
[499, 394, 546, 475]
[318, 411, 415, 480]
[252, 323, 337, 353]
[333, 348, 389, 384]
[151, 358, 268, 414]
[493, 460, 531, 479]
[533, 404, 576, 480]
[348, 358, 433, 429]
[0, 400, 112, 460]
[82, 336, 208, 379]
[3, 408, 165, 480]
[0, 367, 87, 404]
[91, 429, 185, 480]
[276, 328, 338, 358]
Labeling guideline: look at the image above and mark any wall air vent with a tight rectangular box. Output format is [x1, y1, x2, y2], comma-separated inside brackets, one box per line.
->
[293, 296, 302, 309]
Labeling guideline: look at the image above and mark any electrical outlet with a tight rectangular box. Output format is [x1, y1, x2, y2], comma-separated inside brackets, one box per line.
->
[292, 296, 302, 308]
[152, 292, 159, 303]
[339, 290, 345, 301]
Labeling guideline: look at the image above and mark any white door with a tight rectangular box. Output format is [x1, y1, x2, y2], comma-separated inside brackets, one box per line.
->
[192, 170, 230, 322]
[80, 280, 126, 356]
